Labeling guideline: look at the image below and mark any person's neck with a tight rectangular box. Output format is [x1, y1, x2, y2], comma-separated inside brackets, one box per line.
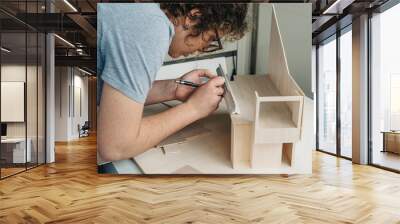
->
[162, 11, 183, 36]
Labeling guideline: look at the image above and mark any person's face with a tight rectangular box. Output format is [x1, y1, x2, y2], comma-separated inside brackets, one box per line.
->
[168, 10, 223, 58]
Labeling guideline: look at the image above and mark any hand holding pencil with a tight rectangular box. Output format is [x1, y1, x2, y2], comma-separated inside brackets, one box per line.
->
[174, 69, 215, 101]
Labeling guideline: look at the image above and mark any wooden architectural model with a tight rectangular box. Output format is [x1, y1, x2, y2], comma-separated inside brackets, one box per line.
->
[133, 6, 310, 174]
[229, 7, 304, 169]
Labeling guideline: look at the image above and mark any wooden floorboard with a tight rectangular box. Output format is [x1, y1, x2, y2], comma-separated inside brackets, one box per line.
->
[1, 134, 400, 223]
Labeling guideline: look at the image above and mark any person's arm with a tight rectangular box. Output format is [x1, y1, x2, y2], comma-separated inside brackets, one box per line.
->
[98, 76, 225, 161]
[145, 69, 214, 105]
[145, 79, 177, 105]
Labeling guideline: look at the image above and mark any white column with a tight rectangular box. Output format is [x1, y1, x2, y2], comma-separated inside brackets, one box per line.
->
[46, 33, 55, 163]
[46, 1, 56, 163]
[352, 14, 369, 164]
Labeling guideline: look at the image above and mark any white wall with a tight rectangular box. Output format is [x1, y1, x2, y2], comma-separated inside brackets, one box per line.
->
[54, 67, 89, 141]
[1, 65, 26, 127]
[236, 4, 253, 75]
[1, 65, 26, 140]
[255, 4, 312, 98]
[71, 73, 89, 138]
[55, 67, 69, 141]
[1, 65, 37, 137]
[256, 4, 272, 75]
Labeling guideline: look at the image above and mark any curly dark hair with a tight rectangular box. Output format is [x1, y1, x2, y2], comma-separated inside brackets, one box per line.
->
[160, 3, 248, 41]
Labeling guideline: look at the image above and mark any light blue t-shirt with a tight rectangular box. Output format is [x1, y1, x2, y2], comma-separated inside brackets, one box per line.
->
[97, 3, 175, 105]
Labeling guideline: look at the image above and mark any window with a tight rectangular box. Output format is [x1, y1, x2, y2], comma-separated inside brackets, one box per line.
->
[370, 2, 400, 171]
[390, 74, 400, 130]
[317, 25, 353, 159]
[339, 28, 352, 158]
[317, 36, 337, 154]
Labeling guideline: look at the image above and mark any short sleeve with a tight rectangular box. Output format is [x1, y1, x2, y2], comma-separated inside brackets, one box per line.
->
[98, 4, 172, 104]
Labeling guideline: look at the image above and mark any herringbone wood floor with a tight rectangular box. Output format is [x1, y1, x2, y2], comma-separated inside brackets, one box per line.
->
[1, 135, 400, 224]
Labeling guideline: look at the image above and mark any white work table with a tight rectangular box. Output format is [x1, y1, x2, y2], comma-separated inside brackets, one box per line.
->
[1, 137, 31, 163]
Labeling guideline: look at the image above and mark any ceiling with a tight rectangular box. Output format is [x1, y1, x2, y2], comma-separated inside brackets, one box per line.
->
[1, 0, 98, 72]
[311, 0, 390, 43]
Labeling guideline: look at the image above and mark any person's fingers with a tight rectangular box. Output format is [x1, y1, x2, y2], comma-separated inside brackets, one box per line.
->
[195, 69, 216, 79]
[209, 76, 225, 87]
[215, 87, 224, 96]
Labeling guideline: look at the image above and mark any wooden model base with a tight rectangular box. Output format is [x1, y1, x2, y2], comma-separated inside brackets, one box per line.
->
[134, 92, 313, 174]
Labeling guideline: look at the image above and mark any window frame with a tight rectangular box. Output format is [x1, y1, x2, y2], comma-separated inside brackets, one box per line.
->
[315, 24, 353, 161]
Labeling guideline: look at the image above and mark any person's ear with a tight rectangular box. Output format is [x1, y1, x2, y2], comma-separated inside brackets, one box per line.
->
[184, 8, 201, 28]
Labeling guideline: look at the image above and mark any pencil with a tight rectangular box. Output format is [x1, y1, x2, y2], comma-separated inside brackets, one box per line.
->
[175, 79, 200, 88]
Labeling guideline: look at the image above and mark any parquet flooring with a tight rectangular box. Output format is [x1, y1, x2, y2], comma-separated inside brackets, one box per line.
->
[1, 135, 400, 223]
[1, 167, 26, 178]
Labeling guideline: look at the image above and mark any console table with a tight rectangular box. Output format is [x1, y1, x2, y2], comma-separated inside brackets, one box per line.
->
[382, 131, 400, 154]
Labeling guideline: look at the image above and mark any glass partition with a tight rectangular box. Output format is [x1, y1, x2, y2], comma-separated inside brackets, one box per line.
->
[0, 1, 46, 179]
[1, 31, 28, 178]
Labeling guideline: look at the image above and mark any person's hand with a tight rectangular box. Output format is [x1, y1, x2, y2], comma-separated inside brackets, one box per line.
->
[175, 69, 216, 102]
[185, 76, 225, 119]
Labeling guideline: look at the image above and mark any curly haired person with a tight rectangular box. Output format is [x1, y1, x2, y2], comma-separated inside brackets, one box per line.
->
[97, 3, 248, 162]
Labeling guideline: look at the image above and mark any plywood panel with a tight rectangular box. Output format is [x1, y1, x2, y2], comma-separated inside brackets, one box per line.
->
[230, 75, 280, 124]
[251, 143, 283, 169]
[267, 6, 304, 97]
[231, 122, 251, 169]
[282, 143, 293, 166]
[135, 110, 232, 174]
[258, 101, 296, 129]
